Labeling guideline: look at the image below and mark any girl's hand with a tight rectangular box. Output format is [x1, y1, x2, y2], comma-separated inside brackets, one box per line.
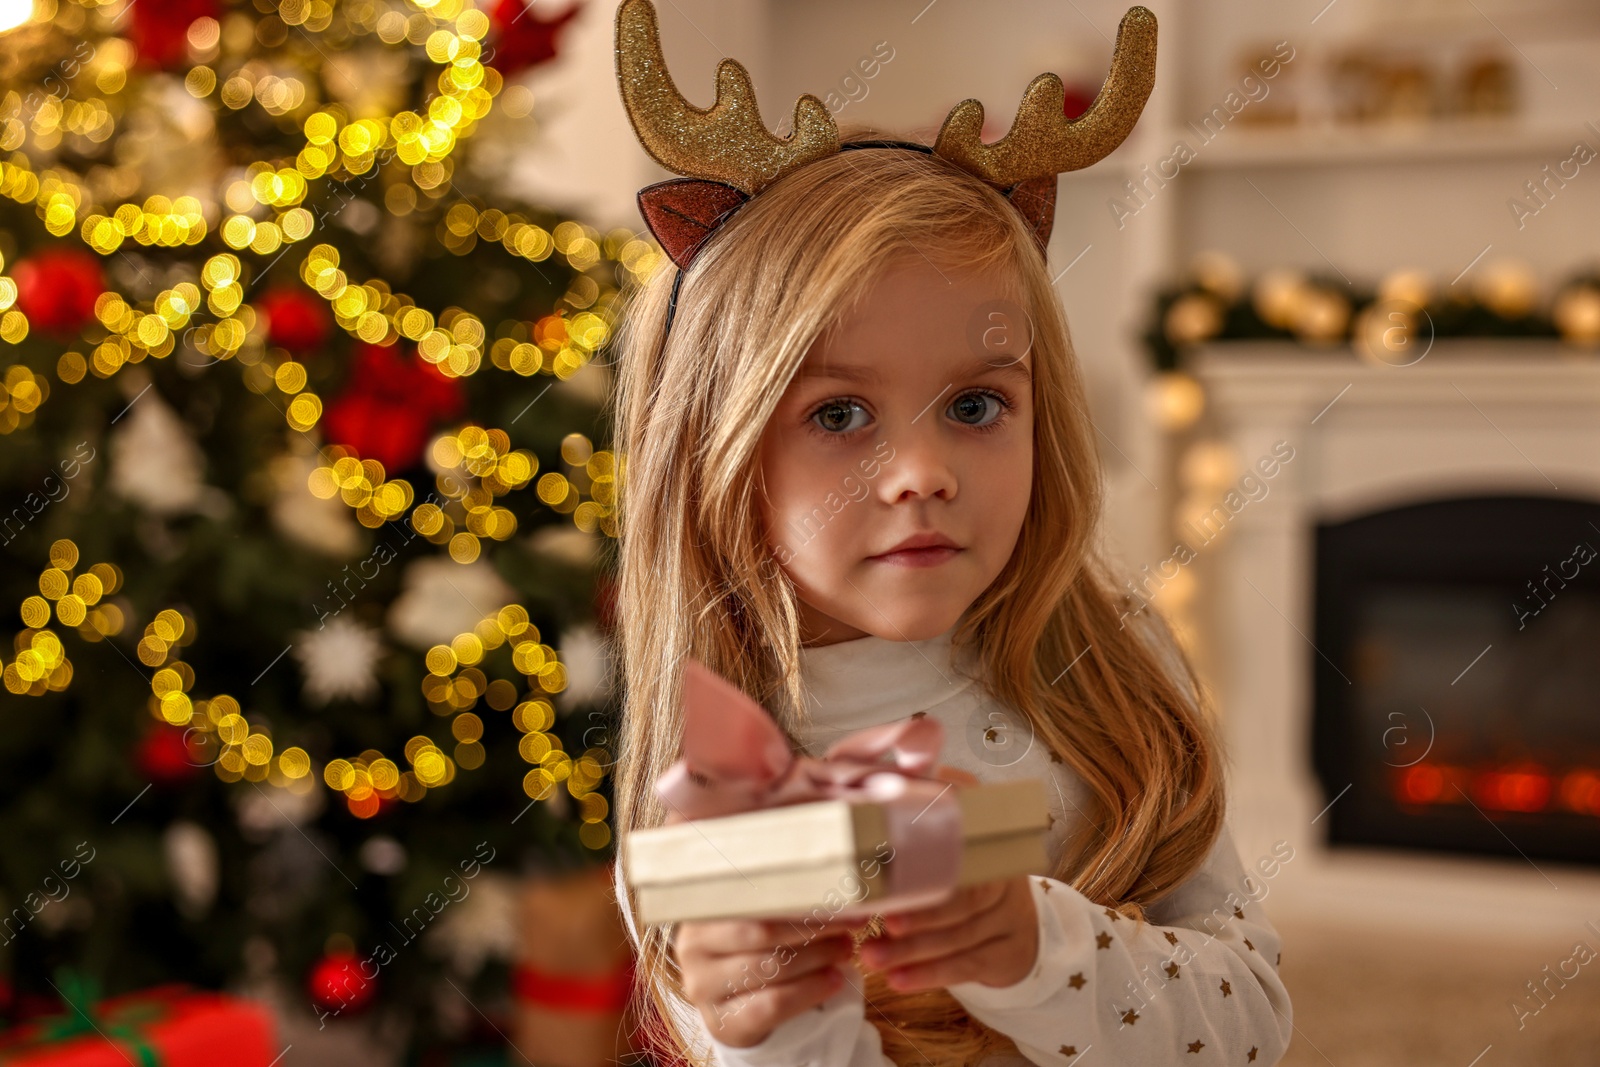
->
[857, 875, 1040, 991]
[672, 916, 864, 1048]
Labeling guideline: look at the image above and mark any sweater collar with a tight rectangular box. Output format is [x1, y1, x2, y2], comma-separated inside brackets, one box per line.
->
[795, 619, 984, 750]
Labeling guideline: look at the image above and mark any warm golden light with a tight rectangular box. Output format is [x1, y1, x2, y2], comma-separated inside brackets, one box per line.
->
[0, 0, 33, 34]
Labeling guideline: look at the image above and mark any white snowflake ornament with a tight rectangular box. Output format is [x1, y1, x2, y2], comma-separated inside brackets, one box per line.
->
[292, 615, 384, 705]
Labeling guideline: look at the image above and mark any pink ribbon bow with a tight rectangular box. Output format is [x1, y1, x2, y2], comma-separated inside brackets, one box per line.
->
[654, 657, 964, 914]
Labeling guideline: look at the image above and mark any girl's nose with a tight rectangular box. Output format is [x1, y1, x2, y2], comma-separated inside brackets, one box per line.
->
[874, 418, 957, 503]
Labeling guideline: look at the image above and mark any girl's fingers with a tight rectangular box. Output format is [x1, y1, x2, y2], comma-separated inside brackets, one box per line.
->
[682, 935, 855, 1006]
[675, 916, 859, 960]
[882, 879, 1008, 937]
[885, 936, 1015, 993]
[707, 966, 847, 1048]
[672, 919, 769, 960]
[859, 911, 1000, 972]
[767, 914, 870, 945]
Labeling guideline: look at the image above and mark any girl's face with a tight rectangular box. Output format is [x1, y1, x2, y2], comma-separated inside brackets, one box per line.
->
[757, 254, 1035, 646]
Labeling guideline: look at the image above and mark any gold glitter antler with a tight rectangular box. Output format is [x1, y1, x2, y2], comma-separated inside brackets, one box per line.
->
[614, 0, 841, 196]
[933, 6, 1157, 187]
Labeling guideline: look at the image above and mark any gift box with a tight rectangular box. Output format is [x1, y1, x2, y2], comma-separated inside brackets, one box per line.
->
[511, 863, 639, 1067]
[627, 777, 1049, 924]
[0, 979, 277, 1067]
[622, 658, 1051, 925]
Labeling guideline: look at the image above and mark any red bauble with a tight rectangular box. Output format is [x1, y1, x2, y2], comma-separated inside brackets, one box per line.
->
[135, 725, 198, 786]
[323, 342, 466, 471]
[308, 950, 377, 1015]
[129, 0, 219, 69]
[257, 287, 332, 354]
[487, 0, 581, 75]
[13, 248, 105, 336]
[324, 394, 429, 474]
[1063, 85, 1096, 120]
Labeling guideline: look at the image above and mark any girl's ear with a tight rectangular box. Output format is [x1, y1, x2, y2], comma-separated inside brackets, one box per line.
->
[1004, 175, 1058, 257]
[637, 177, 751, 270]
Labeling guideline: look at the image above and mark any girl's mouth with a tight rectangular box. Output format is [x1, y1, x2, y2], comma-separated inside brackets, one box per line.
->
[868, 546, 961, 568]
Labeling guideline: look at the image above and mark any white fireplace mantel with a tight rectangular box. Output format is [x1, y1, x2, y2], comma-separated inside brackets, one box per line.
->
[1188, 341, 1600, 940]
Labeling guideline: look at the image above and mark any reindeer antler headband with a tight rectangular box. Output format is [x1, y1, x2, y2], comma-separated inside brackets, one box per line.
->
[613, 0, 1158, 336]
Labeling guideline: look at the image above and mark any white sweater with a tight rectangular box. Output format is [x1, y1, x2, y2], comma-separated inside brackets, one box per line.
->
[614, 622, 1294, 1067]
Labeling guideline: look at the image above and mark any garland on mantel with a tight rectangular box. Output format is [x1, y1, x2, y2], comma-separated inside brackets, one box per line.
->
[1143, 251, 1600, 373]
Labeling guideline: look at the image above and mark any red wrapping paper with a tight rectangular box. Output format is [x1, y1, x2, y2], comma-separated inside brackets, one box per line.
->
[0, 985, 277, 1067]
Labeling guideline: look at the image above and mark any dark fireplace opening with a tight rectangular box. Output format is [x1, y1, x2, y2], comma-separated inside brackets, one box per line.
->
[1313, 495, 1600, 866]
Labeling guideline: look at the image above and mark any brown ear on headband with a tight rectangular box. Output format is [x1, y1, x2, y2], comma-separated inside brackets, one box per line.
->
[1005, 174, 1059, 255]
[636, 179, 749, 272]
[639, 173, 1058, 272]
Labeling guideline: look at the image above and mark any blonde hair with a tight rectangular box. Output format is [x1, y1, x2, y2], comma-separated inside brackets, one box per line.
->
[608, 129, 1226, 1066]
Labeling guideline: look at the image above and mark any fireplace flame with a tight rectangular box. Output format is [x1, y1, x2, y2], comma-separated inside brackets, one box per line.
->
[1393, 763, 1600, 817]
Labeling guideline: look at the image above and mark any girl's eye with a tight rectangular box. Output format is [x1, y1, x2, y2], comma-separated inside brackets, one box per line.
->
[809, 399, 871, 435]
[948, 389, 1012, 431]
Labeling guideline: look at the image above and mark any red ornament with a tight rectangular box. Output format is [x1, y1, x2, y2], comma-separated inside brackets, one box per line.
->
[257, 287, 332, 354]
[134, 724, 199, 786]
[323, 342, 466, 471]
[1063, 84, 1096, 120]
[487, 0, 581, 75]
[308, 950, 377, 1015]
[128, 0, 219, 69]
[13, 248, 105, 336]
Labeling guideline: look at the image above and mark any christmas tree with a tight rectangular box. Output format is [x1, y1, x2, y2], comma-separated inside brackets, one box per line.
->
[0, 0, 645, 1054]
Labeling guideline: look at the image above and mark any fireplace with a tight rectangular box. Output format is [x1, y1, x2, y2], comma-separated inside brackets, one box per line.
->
[1312, 495, 1600, 866]
[1183, 342, 1600, 936]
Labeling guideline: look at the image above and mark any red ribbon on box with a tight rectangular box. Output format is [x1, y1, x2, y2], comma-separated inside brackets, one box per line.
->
[653, 658, 964, 913]
[511, 959, 635, 1014]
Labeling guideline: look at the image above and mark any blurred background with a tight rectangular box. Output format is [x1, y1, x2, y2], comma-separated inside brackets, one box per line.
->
[1, 0, 1598, 1065]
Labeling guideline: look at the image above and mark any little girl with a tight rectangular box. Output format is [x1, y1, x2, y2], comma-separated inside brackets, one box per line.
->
[605, 3, 1292, 1064]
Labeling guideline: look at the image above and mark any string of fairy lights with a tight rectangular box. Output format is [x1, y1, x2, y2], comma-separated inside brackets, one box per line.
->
[0, 0, 652, 847]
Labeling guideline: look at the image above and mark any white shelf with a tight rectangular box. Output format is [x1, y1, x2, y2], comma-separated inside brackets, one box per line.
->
[1191, 341, 1600, 407]
[1161, 118, 1592, 170]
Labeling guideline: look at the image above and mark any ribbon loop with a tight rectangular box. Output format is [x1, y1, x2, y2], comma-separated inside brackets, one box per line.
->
[653, 658, 965, 909]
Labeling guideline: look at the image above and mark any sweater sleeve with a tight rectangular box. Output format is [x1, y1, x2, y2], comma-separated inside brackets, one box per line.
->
[946, 823, 1294, 1066]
